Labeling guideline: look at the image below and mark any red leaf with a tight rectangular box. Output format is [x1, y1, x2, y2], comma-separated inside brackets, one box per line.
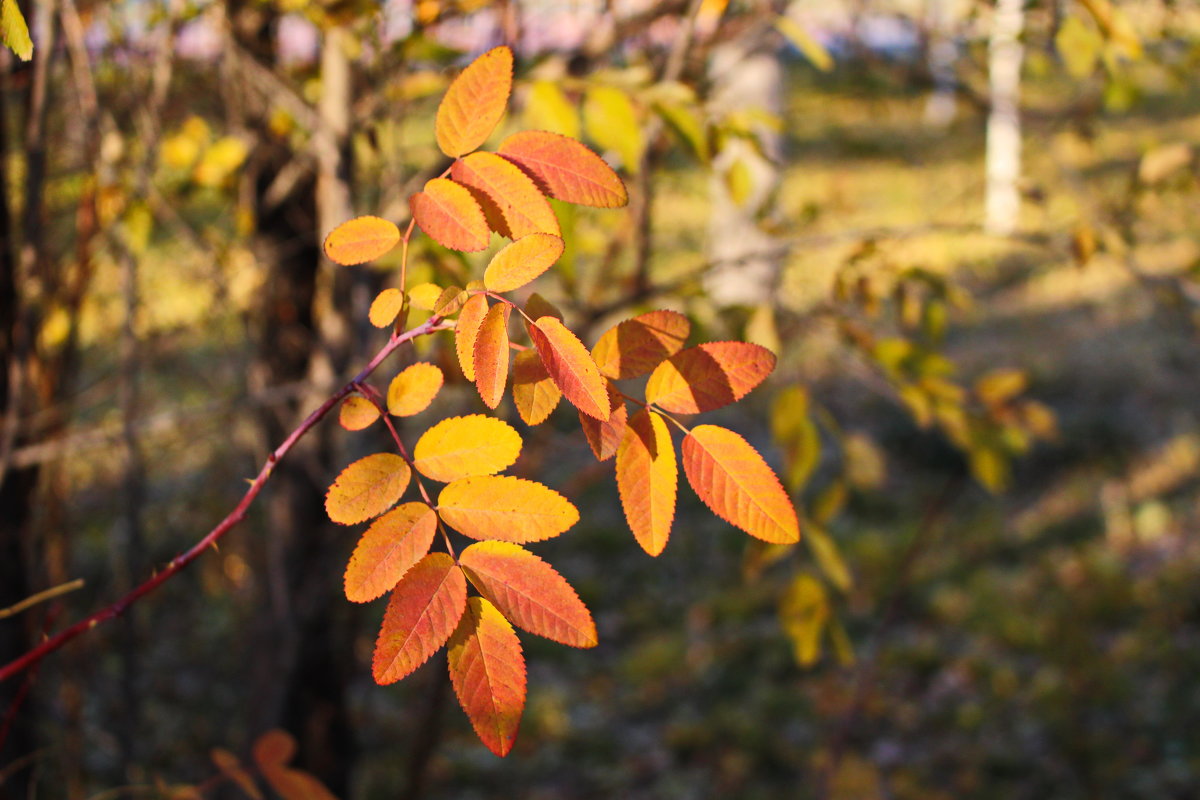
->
[473, 302, 511, 409]
[447, 597, 527, 757]
[498, 130, 628, 208]
[435, 46, 513, 158]
[591, 309, 690, 380]
[450, 151, 560, 239]
[458, 541, 598, 647]
[527, 316, 609, 421]
[645, 341, 776, 414]
[616, 409, 677, 556]
[344, 503, 438, 603]
[410, 178, 490, 252]
[372, 552, 468, 684]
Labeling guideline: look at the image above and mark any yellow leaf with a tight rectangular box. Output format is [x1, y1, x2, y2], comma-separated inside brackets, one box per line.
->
[525, 79, 580, 138]
[412, 414, 522, 483]
[484, 233, 564, 293]
[387, 362, 444, 417]
[583, 85, 643, 171]
[369, 288, 405, 328]
[473, 302, 511, 409]
[779, 574, 828, 667]
[323, 215, 401, 266]
[325, 453, 411, 526]
[437, 475, 579, 543]
[339, 395, 380, 431]
[435, 46, 513, 158]
[511, 349, 562, 426]
[455, 293, 489, 381]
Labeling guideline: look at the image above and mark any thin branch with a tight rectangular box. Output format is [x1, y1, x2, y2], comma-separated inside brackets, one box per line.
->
[0, 316, 454, 685]
[0, 579, 85, 620]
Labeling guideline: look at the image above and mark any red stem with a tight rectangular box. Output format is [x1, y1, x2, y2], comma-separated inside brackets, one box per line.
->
[0, 316, 454, 684]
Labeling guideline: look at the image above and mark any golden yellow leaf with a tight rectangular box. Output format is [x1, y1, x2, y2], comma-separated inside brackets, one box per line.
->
[412, 414, 522, 483]
[437, 475, 579, 543]
[387, 362, 444, 417]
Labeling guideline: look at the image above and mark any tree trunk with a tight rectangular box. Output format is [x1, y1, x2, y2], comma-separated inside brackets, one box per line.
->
[985, 0, 1025, 235]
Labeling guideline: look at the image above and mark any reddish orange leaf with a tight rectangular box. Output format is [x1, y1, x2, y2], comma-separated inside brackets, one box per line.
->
[339, 395, 380, 431]
[455, 293, 489, 381]
[410, 178, 490, 252]
[323, 215, 401, 265]
[372, 552, 467, 685]
[369, 287, 406, 328]
[459, 541, 597, 648]
[473, 302, 511, 409]
[645, 342, 776, 414]
[483, 233, 565, 293]
[682, 424, 800, 544]
[592, 309, 691, 380]
[251, 729, 295, 768]
[252, 731, 336, 800]
[344, 502, 438, 603]
[412, 414, 522, 483]
[435, 46, 513, 158]
[450, 152, 560, 239]
[511, 349, 561, 426]
[616, 409, 678, 556]
[447, 597, 526, 757]
[438, 475, 579, 543]
[578, 380, 627, 461]
[527, 316, 609, 421]
[498, 130, 628, 208]
[387, 362, 444, 417]
[325, 453, 410, 525]
[211, 749, 262, 800]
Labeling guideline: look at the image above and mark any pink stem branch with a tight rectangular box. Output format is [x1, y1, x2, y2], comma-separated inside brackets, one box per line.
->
[0, 316, 454, 684]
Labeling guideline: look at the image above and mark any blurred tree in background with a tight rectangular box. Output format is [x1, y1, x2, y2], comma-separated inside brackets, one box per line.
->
[4, 0, 1200, 797]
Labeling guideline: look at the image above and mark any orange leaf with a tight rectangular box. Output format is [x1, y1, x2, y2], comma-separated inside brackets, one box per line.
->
[369, 287, 405, 328]
[211, 749, 262, 800]
[339, 395, 380, 431]
[578, 380, 627, 461]
[387, 362, 444, 417]
[410, 178, 490, 252]
[252, 731, 336, 800]
[498, 130, 628, 208]
[592, 309, 691, 380]
[323, 215, 400, 265]
[372, 552, 467, 684]
[511, 349, 561, 426]
[473, 302, 511, 409]
[459, 541, 597, 648]
[412, 414, 522, 483]
[527, 316, 609, 421]
[437, 475, 578, 543]
[435, 46, 513, 158]
[645, 341, 776, 414]
[344, 503, 437, 603]
[483, 233, 565, 293]
[450, 151, 560, 239]
[251, 729, 295, 768]
[447, 597, 526, 757]
[682, 424, 800, 544]
[616, 409, 677, 556]
[325, 453, 410, 525]
[455, 293, 489, 381]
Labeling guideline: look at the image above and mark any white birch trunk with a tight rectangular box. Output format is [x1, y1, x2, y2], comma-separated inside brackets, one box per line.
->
[985, 0, 1024, 235]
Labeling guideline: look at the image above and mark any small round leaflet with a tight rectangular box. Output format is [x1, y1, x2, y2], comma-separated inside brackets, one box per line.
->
[323, 215, 401, 265]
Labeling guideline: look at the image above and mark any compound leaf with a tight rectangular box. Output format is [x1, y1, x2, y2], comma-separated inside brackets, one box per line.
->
[511, 349, 562, 426]
[455, 293, 489, 381]
[412, 414, 521, 483]
[459, 541, 597, 648]
[615, 409, 677, 556]
[344, 503, 437, 603]
[435, 46, 513, 158]
[322, 215, 400, 265]
[473, 302, 511, 409]
[325, 453, 410, 526]
[645, 342, 775, 414]
[682, 424, 799, 544]
[387, 362, 444, 417]
[483, 233, 565, 293]
[438, 476, 578, 543]
[451, 151, 560, 239]
[447, 597, 526, 757]
[498, 130, 628, 208]
[410, 178, 490, 252]
[372, 552, 467, 685]
[528, 316, 609, 421]
[591, 309, 690, 380]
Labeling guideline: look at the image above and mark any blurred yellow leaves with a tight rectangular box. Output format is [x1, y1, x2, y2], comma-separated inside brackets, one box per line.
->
[160, 116, 248, 188]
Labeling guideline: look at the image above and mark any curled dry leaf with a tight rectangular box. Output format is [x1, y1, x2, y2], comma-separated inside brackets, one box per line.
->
[325, 453, 411, 526]
[323, 215, 401, 265]
[435, 46, 513, 159]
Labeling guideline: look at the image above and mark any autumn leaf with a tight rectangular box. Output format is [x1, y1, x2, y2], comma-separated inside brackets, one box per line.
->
[325, 453, 411, 525]
[450, 151, 560, 239]
[344, 503, 438, 603]
[455, 293, 489, 381]
[498, 130, 628, 208]
[372, 552, 467, 684]
[459, 541, 597, 647]
[437, 475, 579, 543]
[592, 309, 690, 380]
[369, 287, 406, 328]
[578, 380, 627, 461]
[387, 362, 444, 417]
[412, 414, 522, 483]
[210, 749, 262, 800]
[433, 285, 468, 316]
[322, 215, 400, 265]
[408, 282, 444, 311]
[645, 342, 776, 414]
[447, 597, 527, 757]
[511, 349, 562, 426]
[435, 46, 513, 158]
[528, 316, 610, 421]
[681, 425, 799, 544]
[473, 302, 511, 409]
[616, 409, 677, 556]
[483, 233, 565, 293]
[410, 178, 490, 252]
[583, 85, 644, 171]
[339, 395, 380, 431]
[252, 730, 336, 800]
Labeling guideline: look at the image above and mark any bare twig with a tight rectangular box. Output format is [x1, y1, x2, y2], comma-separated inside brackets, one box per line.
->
[0, 580, 85, 620]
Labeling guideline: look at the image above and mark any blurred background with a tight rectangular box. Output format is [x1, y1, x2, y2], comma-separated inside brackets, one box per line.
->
[3, 0, 1200, 797]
